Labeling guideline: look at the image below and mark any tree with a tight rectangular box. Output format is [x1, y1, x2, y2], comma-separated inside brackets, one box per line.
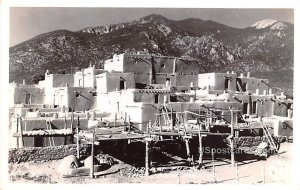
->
[31, 74, 45, 84]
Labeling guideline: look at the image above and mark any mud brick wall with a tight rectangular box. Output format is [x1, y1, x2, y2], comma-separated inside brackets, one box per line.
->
[9, 144, 91, 163]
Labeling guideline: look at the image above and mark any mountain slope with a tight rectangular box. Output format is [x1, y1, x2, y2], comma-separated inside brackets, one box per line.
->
[9, 15, 294, 96]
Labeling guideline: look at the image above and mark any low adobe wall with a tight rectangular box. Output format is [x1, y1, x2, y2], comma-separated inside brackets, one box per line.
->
[9, 144, 90, 163]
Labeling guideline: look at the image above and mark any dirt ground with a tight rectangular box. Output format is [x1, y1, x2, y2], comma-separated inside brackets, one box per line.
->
[8, 142, 293, 184]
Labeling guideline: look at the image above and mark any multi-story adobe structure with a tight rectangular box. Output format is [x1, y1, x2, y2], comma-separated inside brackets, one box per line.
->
[9, 53, 293, 148]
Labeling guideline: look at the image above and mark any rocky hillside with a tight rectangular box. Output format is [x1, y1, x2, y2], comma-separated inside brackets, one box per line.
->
[9, 14, 294, 96]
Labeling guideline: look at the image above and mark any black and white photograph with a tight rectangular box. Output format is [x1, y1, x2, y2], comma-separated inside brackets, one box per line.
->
[0, 0, 298, 188]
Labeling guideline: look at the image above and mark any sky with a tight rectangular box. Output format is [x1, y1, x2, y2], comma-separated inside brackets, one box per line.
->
[9, 8, 294, 47]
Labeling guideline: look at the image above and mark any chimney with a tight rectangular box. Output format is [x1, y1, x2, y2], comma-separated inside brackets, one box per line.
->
[60, 105, 65, 113]
[247, 72, 251, 78]
[190, 96, 195, 103]
[281, 92, 284, 97]
[53, 113, 58, 119]
[166, 80, 170, 87]
[288, 109, 292, 119]
[91, 111, 96, 120]
[240, 73, 244, 78]
[226, 71, 230, 74]
[269, 88, 272, 95]
[190, 82, 194, 88]
[263, 90, 267, 96]
[22, 79, 26, 85]
[256, 89, 260, 95]
[231, 71, 235, 74]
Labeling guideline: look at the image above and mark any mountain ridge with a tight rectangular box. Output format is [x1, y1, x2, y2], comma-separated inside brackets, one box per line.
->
[9, 14, 294, 97]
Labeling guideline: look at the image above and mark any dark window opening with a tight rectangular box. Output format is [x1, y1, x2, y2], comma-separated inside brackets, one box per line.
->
[225, 78, 229, 90]
[282, 123, 287, 129]
[243, 103, 248, 114]
[120, 80, 125, 90]
[166, 78, 171, 86]
[154, 94, 159, 104]
[252, 101, 257, 114]
[170, 96, 177, 102]
[161, 64, 165, 68]
[136, 83, 147, 89]
[34, 136, 44, 147]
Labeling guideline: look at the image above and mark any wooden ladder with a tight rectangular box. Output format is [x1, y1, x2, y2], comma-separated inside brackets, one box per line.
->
[261, 122, 277, 152]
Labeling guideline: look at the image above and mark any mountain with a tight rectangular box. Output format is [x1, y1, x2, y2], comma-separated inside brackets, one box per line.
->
[9, 14, 294, 97]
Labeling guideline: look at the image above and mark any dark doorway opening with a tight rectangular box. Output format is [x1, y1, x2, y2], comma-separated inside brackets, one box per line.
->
[243, 103, 248, 114]
[120, 80, 125, 90]
[225, 78, 229, 90]
[154, 94, 159, 104]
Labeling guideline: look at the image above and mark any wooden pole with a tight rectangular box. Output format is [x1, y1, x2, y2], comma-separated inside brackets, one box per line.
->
[19, 117, 24, 147]
[185, 138, 191, 162]
[128, 116, 131, 133]
[90, 128, 95, 179]
[124, 113, 127, 132]
[145, 139, 150, 176]
[212, 151, 216, 183]
[171, 108, 174, 132]
[230, 107, 235, 167]
[262, 160, 265, 184]
[64, 114, 67, 130]
[71, 112, 74, 132]
[114, 113, 117, 127]
[236, 162, 239, 184]
[198, 123, 203, 167]
[16, 117, 19, 148]
[76, 116, 80, 159]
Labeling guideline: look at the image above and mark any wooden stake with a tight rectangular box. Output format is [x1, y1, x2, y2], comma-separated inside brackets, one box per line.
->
[198, 123, 203, 167]
[236, 162, 239, 184]
[262, 160, 265, 184]
[145, 140, 150, 176]
[71, 112, 74, 132]
[124, 113, 127, 132]
[16, 117, 19, 148]
[230, 107, 235, 167]
[128, 116, 131, 133]
[114, 113, 117, 127]
[19, 117, 24, 147]
[212, 151, 216, 183]
[185, 138, 191, 162]
[64, 114, 67, 130]
[76, 116, 80, 159]
[170, 108, 174, 132]
[90, 128, 95, 179]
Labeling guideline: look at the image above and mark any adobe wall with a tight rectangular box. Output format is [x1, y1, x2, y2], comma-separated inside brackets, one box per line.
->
[122, 54, 203, 75]
[214, 73, 237, 91]
[10, 117, 88, 147]
[67, 87, 96, 111]
[9, 144, 90, 163]
[12, 86, 45, 105]
[52, 74, 74, 87]
[133, 91, 168, 104]
[104, 54, 124, 72]
[175, 74, 199, 87]
[21, 136, 71, 147]
[96, 72, 135, 93]
[273, 102, 289, 117]
[237, 77, 269, 94]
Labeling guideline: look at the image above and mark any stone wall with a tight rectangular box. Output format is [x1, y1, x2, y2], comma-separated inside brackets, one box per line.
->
[9, 144, 90, 163]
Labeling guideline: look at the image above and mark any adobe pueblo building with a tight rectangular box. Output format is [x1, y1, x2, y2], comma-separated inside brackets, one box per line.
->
[9, 53, 293, 167]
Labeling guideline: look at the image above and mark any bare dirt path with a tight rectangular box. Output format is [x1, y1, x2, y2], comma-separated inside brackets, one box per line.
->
[8, 142, 293, 184]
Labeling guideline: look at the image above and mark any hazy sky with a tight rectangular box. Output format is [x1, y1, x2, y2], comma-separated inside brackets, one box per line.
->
[10, 8, 294, 47]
